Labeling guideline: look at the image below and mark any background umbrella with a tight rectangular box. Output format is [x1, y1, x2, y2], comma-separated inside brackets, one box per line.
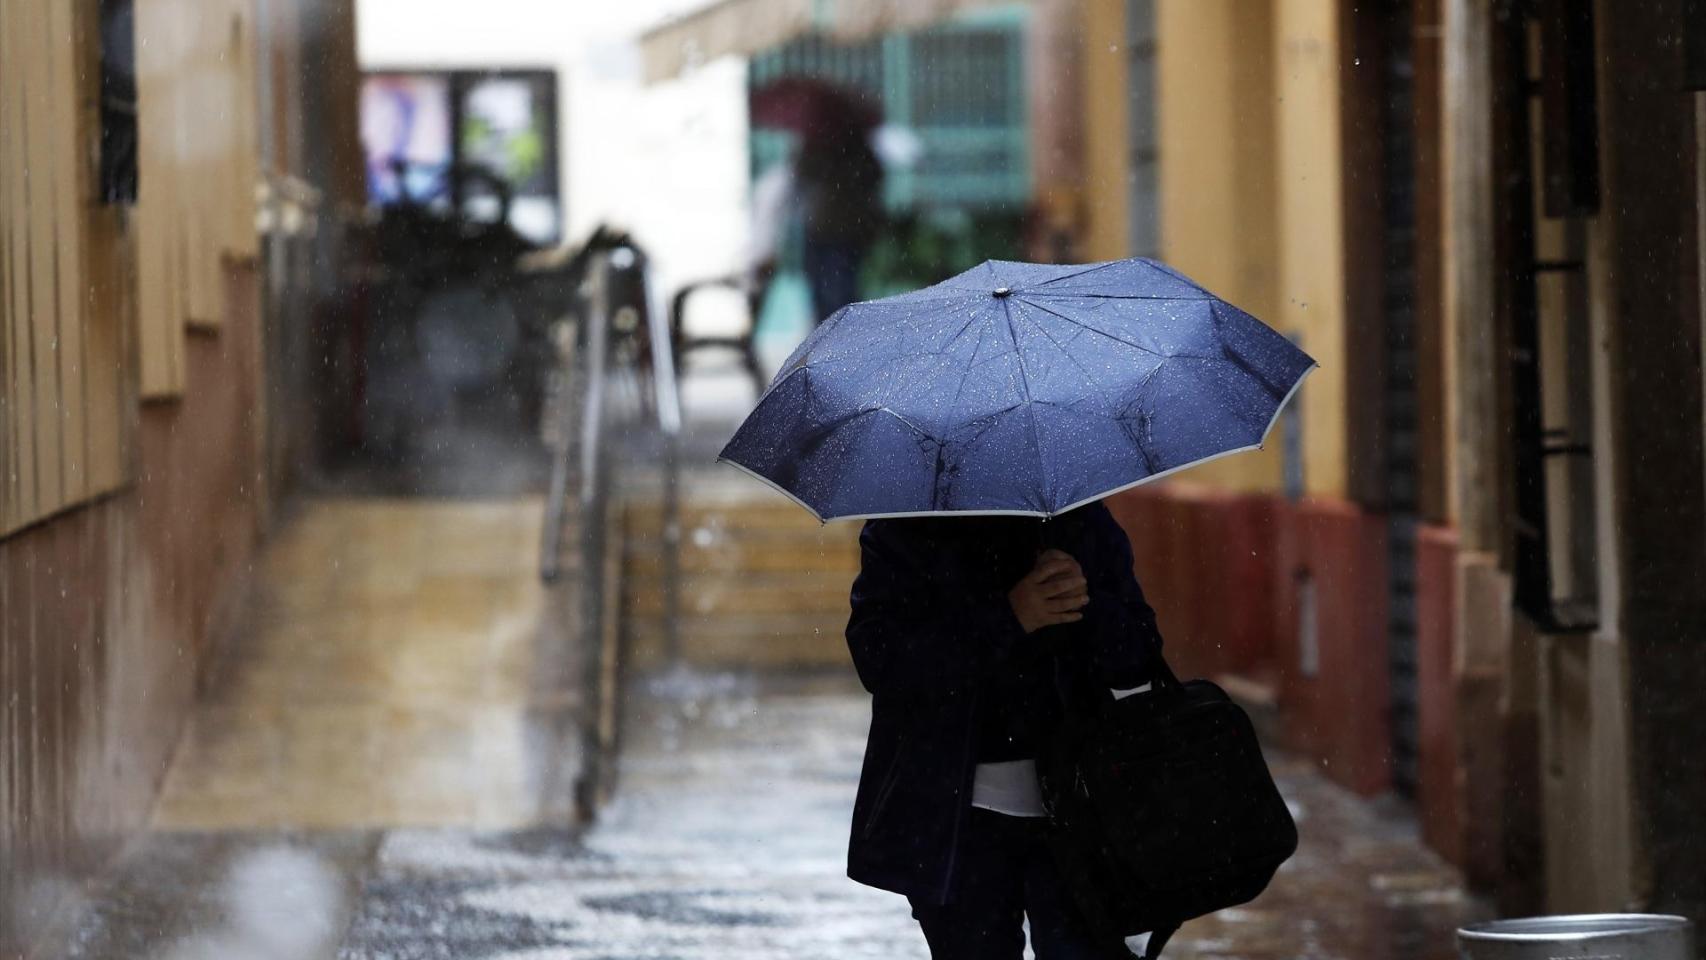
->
[719, 257, 1317, 521]
[748, 76, 881, 138]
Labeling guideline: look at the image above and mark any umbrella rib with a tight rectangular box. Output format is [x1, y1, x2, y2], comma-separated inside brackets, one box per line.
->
[1206, 301, 1291, 397]
[1016, 297, 1168, 358]
[1001, 296, 1052, 510]
[1027, 292, 1214, 302]
[1025, 258, 1123, 289]
[1166, 355, 1283, 436]
[876, 304, 992, 411]
[939, 262, 1002, 293]
[950, 317, 997, 406]
[765, 303, 863, 402]
[869, 404, 936, 442]
[882, 290, 991, 306]
[1143, 258, 1218, 298]
[1012, 301, 1104, 400]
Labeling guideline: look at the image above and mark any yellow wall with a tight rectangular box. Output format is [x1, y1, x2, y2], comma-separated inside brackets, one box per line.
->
[1271, 0, 1347, 499]
[1076, 0, 1353, 499]
[1079, 0, 1132, 263]
[1086, 0, 1349, 497]
[0, 0, 132, 534]
[1154, 0, 1284, 492]
[134, 0, 263, 398]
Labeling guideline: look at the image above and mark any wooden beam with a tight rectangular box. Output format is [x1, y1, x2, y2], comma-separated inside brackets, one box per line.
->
[136, 0, 186, 398]
[5, 1, 37, 526]
[24, 0, 65, 516]
[76, 0, 134, 495]
[1, 3, 13, 531]
[49, 0, 88, 502]
[230, 0, 261, 261]
[182, 0, 221, 329]
[0, 0, 14, 533]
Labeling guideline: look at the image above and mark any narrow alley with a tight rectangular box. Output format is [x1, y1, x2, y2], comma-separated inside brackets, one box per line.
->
[330, 676, 1481, 960]
[47, 476, 1479, 960]
[152, 498, 575, 832]
[8, 1, 1706, 958]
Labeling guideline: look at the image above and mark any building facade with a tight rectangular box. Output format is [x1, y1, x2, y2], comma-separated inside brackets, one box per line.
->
[642, 0, 1706, 926]
[1077, 0, 1706, 934]
[0, 2, 361, 954]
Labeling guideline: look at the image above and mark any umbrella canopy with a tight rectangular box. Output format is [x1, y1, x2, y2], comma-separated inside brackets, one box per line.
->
[719, 258, 1318, 521]
[749, 76, 881, 138]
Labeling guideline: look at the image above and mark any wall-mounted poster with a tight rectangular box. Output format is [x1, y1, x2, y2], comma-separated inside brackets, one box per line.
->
[360, 69, 560, 244]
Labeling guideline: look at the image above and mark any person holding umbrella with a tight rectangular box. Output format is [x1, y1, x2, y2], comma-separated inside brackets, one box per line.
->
[719, 258, 1316, 958]
[844, 506, 1163, 958]
[748, 76, 885, 322]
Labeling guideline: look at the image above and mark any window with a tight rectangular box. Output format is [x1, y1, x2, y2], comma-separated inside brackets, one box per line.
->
[360, 70, 563, 245]
[748, 15, 1030, 212]
[99, 0, 138, 205]
[1503, 0, 1601, 631]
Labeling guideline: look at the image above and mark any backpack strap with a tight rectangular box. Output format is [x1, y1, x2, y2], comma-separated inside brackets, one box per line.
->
[1150, 651, 1182, 691]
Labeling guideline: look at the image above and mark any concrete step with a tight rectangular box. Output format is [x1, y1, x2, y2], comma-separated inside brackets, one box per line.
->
[625, 500, 859, 541]
[622, 571, 853, 618]
[626, 613, 851, 668]
[619, 492, 862, 668]
[624, 538, 860, 577]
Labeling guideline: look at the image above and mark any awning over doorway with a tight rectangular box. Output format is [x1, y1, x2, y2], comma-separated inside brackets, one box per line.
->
[640, 0, 1016, 82]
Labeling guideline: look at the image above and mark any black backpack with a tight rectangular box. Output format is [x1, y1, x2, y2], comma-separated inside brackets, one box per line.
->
[1040, 655, 1298, 959]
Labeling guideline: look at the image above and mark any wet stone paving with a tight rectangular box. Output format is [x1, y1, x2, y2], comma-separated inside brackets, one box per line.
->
[65, 670, 1485, 960]
[333, 670, 1483, 960]
[336, 673, 925, 960]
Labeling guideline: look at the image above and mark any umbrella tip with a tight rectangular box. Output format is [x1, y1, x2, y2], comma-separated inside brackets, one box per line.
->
[993, 287, 1012, 298]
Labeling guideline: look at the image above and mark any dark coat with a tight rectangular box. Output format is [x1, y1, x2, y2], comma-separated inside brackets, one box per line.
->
[843, 501, 1164, 904]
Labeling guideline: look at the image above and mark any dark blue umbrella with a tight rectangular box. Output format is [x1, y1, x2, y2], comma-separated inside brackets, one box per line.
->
[719, 258, 1317, 520]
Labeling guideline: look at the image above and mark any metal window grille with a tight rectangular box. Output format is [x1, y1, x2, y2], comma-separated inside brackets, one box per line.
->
[1500, 0, 1602, 633]
[748, 9, 1031, 212]
[1381, 0, 1423, 797]
[99, 0, 138, 205]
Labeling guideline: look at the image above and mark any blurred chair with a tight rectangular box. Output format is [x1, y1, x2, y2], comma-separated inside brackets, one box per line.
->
[669, 264, 771, 400]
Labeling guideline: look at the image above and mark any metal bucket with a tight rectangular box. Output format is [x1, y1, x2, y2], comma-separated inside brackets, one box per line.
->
[1458, 914, 1695, 960]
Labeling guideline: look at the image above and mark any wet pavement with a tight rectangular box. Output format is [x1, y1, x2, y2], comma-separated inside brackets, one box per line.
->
[336, 672, 922, 960]
[54, 492, 1486, 959]
[152, 497, 579, 831]
[62, 664, 1484, 959]
[333, 670, 1486, 960]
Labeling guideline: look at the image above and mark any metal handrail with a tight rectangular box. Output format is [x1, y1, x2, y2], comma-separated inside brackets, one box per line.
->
[537, 243, 683, 818]
[574, 258, 616, 818]
[642, 255, 684, 664]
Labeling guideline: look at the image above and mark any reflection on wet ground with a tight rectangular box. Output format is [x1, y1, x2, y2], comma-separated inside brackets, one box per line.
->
[72, 671, 1483, 959]
[62, 492, 1484, 959]
[336, 672, 1486, 960]
[337, 673, 921, 959]
[152, 497, 578, 831]
[65, 833, 373, 960]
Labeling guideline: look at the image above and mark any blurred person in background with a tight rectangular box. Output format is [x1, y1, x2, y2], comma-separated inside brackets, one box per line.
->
[796, 121, 884, 322]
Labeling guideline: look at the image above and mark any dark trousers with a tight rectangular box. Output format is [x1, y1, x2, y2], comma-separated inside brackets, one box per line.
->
[908, 808, 1132, 960]
[802, 238, 865, 324]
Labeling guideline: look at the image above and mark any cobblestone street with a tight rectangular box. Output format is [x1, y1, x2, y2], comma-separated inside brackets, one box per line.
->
[43, 488, 1488, 960]
[337, 674, 920, 959]
[333, 671, 1484, 960]
[11, 1, 1706, 955]
[64, 666, 1485, 959]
